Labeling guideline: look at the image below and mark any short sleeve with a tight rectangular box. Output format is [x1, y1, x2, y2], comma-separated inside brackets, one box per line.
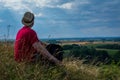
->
[30, 30, 39, 45]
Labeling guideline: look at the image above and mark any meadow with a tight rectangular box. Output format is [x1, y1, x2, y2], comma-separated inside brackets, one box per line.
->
[0, 42, 120, 80]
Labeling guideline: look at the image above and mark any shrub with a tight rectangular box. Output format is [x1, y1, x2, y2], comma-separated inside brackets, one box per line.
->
[112, 50, 120, 63]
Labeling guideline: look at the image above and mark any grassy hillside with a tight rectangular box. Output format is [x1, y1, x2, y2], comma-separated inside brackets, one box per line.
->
[0, 43, 120, 80]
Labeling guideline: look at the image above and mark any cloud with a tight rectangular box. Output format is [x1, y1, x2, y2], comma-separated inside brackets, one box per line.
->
[87, 18, 110, 23]
[0, 0, 91, 14]
[0, 0, 72, 17]
[103, 0, 120, 5]
[0, 0, 60, 11]
[0, 0, 32, 14]
[57, 0, 90, 10]
[80, 26, 120, 37]
[57, 2, 74, 10]
[0, 19, 3, 23]
[34, 0, 59, 8]
[35, 13, 44, 17]
[89, 0, 120, 13]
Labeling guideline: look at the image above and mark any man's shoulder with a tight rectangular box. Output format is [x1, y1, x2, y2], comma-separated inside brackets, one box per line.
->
[21, 27, 36, 33]
[29, 28, 36, 34]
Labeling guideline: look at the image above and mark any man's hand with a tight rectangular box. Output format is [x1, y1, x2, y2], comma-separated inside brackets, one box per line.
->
[33, 42, 63, 66]
[49, 55, 62, 66]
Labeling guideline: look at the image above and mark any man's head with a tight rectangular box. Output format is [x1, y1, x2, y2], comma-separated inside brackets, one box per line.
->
[22, 12, 34, 27]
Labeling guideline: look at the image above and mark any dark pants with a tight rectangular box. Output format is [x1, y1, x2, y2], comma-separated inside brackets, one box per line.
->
[32, 44, 63, 64]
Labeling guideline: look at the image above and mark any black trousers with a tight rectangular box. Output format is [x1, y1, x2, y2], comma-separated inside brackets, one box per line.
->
[32, 44, 63, 64]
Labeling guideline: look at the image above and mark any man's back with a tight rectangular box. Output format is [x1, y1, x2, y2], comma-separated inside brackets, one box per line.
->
[14, 26, 39, 62]
[14, 12, 62, 66]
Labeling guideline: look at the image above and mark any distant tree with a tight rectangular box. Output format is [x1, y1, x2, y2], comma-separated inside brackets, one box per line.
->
[70, 49, 81, 57]
[113, 51, 120, 62]
[47, 40, 61, 44]
[63, 44, 112, 65]
[63, 45, 74, 50]
[94, 50, 111, 64]
[62, 44, 81, 58]
[63, 44, 81, 50]
[96, 44, 120, 49]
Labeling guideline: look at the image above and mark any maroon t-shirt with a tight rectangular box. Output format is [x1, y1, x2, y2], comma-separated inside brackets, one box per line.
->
[14, 26, 39, 62]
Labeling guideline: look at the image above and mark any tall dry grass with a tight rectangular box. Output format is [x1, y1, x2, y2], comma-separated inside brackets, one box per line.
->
[0, 43, 120, 80]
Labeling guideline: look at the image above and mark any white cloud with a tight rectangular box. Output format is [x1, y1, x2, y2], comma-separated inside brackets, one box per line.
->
[0, 0, 60, 16]
[0, 0, 91, 19]
[87, 18, 109, 23]
[34, 0, 59, 8]
[74, 0, 90, 6]
[57, 2, 74, 10]
[0, 0, 32, 13]
[57, 0, 90, 10]
[0, 0, 59, 11]
[0, 0, 90, 12]
[35, 13, 44, 17]
[49, 20, 68, 25]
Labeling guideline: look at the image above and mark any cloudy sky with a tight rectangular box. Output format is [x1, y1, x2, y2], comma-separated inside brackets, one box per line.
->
[0, 0, 120, 39]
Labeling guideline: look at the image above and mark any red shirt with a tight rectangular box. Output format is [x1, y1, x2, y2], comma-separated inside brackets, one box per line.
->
[14, 26, 39, 62]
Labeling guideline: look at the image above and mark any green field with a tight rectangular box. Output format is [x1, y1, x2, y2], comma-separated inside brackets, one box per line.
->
[0, 43, 120, 80]
[85, 44, 106, 48]
[85, 43, 120, 55]
[96, 48, 119, 56]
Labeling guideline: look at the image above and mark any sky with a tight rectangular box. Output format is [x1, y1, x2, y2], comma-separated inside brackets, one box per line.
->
[0, 0, 120, 39]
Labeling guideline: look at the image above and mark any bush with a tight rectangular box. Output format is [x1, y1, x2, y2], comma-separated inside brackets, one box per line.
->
[112, 51, 120, 63]
[93, 50, 111, 65]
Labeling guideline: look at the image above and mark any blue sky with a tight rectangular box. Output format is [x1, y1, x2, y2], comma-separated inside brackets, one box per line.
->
[0, 0, 120, 39]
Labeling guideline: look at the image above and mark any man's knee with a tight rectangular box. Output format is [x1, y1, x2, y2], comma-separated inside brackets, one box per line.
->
[46, 44, 63, 61]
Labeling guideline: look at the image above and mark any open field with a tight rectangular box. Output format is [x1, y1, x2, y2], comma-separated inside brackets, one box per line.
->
[96, 48, 119, 56]
[60, 41, 120, 56]
[60, 41, 89, 45]
[0, 42, 120, 80]
[60, 41, 120, 46]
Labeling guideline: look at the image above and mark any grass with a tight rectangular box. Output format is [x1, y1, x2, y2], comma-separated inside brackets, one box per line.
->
[85, 43, 105, 48]
[0, 43, 120, 80]
[96, 48, 119, 56]
[85, 43, 119, 56]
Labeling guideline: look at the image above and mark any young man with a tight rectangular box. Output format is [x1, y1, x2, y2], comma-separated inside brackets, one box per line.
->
[14, 12, 62, 66]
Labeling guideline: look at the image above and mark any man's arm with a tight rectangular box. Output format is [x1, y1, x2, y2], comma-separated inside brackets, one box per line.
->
[32, 42, 61, 65]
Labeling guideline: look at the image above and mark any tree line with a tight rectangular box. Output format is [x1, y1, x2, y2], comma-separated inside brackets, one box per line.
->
[62, 44, 120, 65]
[96, 44, 120, 49]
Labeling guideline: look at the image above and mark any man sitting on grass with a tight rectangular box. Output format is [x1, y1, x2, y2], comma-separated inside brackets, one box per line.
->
[14, 12, 62, 66]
